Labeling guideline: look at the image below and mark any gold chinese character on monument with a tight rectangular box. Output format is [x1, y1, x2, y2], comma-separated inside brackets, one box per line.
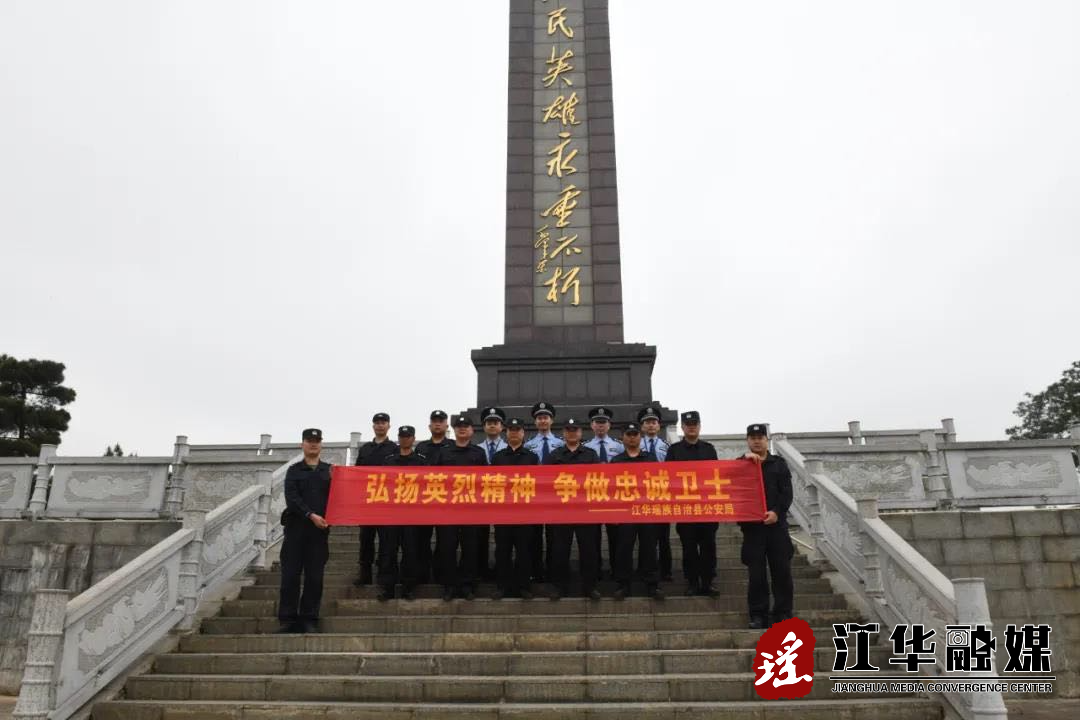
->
[534, 225, 551, 274]
[541, 184, 581, 228]
[547, 7, 575, 39]
[543, 266, 581, 306]
[543, 47, 574, 88]
[550, 233, 582, 258]
[542, 92, 581, 127]
[546, 132, 579, 178]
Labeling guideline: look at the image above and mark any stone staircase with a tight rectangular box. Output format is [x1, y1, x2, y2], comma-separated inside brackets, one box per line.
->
[91, 524, 944, 719]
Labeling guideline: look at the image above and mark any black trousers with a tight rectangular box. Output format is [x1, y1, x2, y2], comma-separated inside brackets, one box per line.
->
[614, 524, 660, 588]
[376, 526, 419, 591]
[530, 525, 547, 579]
[740, 523, 794, 618]
[359, 526, 378, 567]
[278, 520, 329, 623]
[477, 524, 492, 576]
[436, 525, 479, 591]
[676, 522, 719, 586]
[658, 525, 673, 577]
[549, 524, 599, 593]
[414, 525, 436, 582]
[604, 523, 618, 572]
[494, 524, 534, 592]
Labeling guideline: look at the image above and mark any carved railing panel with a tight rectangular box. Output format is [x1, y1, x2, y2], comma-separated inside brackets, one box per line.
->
[803, 448, 933, 510]
[44, 459, 171, 519]
[52, 529, 190, 718]
[179, 459, 283, 511]
[199, 485, 264, 590]
[0, 460, 35, 518]
[944, 442, 1080, 506]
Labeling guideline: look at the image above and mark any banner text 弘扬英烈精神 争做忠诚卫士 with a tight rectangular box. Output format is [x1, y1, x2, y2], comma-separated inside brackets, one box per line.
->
[325, 460, 766, 525]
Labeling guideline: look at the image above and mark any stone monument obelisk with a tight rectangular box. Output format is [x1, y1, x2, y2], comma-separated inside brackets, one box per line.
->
[468, 0, 674, 427]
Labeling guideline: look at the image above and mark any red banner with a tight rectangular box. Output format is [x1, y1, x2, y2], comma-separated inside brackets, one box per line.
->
[325, 460, 766, 526]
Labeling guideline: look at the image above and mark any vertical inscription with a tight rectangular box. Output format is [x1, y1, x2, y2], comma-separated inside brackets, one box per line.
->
[534, 0, 593, 325]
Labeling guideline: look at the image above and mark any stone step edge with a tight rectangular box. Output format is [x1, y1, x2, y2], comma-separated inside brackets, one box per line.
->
[98, 698, 937, 710]
[136, 672, 852, 682]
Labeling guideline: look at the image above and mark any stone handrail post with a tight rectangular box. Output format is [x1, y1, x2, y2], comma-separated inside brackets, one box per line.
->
[855, 496, 884, 600]
[164, 435, 190, 518]
[920, 430, 950, 507]
[847, 420, 863, 446]
[349, 431, 363, 465]
[252, 469, 273, 568]
[178, 509, 207, 631]
[953, 578, 1008, 719]
[802, 459, 827, 564]
[11, 589, 70, 719]
[941, 418, 957, 443]
[25, 445, 57, 519]
[259, 434, 272, 455]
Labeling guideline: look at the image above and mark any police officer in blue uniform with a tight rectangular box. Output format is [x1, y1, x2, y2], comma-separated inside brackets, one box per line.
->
[739, 423, 794, 629]
[278, 428, 332, 633]
[638, 405, 673, 582]
[476, 407, 508, 580]
[524, 401, 563, 581]
[355, 412, 397, 586]
[585, 406, 623, 577]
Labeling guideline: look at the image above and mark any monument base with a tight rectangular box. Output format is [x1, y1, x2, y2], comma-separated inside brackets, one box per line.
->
[466, 342, 677, 428]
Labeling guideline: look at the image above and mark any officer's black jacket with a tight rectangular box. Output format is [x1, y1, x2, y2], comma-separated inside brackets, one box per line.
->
[665, 439, 719, 462]
[610, 450, 658, 464]
[545, 444, 600, 465]
[437, 442, 488, 467]
[416, 437, 454, 464]
[356, 438, 398, 466]
[283, 459, 332, 522]
[491, 444, 540, 466]
[382, 451, 428, 467]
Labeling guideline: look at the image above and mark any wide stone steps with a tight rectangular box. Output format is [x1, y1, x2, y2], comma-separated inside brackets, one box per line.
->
[92, 698, 944, 720]
[218, 594, 845, 617]
[199, 609, 858, 635]
[121, 672, 914, 703]
[153, 646, 896, 676]
[238, 575, 837, 599]
[178, 627, 850, 653]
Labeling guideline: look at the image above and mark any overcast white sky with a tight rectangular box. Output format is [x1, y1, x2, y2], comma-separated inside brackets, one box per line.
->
[2, 1, 1078, 456]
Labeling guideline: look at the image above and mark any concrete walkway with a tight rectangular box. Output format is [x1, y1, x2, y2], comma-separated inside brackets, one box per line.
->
[0, 695, 14, 719]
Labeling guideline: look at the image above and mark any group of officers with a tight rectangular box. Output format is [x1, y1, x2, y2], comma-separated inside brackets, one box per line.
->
[279, 403, 794, 634]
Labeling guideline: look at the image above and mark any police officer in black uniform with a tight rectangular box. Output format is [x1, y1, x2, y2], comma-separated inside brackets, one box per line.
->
[415, 410, 453, 583]
[278, 428, 332, 633]
[545, 418, 602, 601]
[355, 412, 397, 586]
[666, 411, 721, 597]
[436, 415, 488, 601]
[375, 425, 427, 602]
[739, 423, 795, 628]
[491, 418, 540, 600]
[610, 423, 664, 600]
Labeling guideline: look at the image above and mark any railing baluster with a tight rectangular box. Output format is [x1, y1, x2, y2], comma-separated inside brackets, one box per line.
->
[11, 589, 69, 719]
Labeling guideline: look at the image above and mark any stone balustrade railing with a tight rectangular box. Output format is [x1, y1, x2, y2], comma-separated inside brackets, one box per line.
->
[5, 433, 359, 521]
[706, 420, 1080, 511]
[775, 435, 1008, 720]
[10, 447, 298, 719]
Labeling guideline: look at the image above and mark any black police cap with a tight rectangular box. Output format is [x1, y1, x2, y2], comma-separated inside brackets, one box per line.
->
[637, 406, 661, 423]
[623, 422, 641, 435]
[483, 407, 506, 422]
[589, 406, 613, 422]
[747, 423, 769, 437]
[561, 417, 583, 429]
[430, 410, 448, 421]
[302, 428, 323, 441]
[680, 411, 701, 424]
[531, 401, 555, 418]
[372, 412, 390, 423]
[506, 418, 526, 429]
[398, 425, 415, 437]
[452, 415, 472, 428]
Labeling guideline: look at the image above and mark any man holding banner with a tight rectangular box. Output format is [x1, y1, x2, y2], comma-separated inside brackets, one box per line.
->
[667, 410, 721, 597]
[435, 415, 488, 601]
[491, 418, 540, 600]
[374, 425, 426, 602]
[415, 410, 453, 584]
[546, 418, 603, 601]
[610, 422, 662, 601]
